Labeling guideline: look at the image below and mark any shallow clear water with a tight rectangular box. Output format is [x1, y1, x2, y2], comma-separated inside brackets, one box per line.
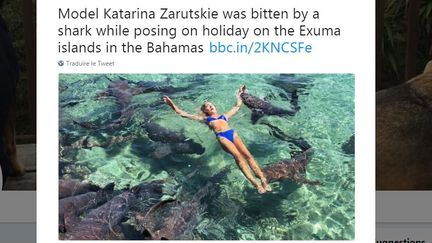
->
[59, 73, 354, 240]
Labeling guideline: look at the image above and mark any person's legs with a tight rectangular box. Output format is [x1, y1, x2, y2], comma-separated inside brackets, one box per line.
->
[218, 137, 266, 193]
[233, 133, 272, 191]
[4, 107, 25, 176]
[0, 111, 11, 187]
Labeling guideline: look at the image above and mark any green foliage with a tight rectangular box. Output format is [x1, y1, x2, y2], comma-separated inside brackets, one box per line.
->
[382, 0, 432, 84]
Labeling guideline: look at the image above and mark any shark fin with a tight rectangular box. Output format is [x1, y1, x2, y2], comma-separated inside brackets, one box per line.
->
[291, 138, 312, 151]
[251, 110, 265, 124]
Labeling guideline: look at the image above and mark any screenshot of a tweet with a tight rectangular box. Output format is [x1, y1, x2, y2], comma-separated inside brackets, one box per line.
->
[0, 0, 36, 242]
[376, 0, 432, 242]
[38, 0, 373, 242]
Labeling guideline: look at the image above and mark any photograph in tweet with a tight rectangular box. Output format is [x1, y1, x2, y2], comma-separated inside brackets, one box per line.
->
[58, 73, 354, 240]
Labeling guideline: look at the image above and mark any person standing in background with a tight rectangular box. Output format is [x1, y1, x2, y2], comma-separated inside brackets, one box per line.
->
[0, 1, 22, 188]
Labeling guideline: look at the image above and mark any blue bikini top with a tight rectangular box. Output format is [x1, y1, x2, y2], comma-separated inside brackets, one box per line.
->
[206, 114, 228, 124]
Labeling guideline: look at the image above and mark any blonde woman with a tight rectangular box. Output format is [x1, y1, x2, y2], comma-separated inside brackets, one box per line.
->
[163, 85, 271, 194]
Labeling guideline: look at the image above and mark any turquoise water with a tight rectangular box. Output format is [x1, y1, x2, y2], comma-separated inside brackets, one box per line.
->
[59, 73, 354, 240]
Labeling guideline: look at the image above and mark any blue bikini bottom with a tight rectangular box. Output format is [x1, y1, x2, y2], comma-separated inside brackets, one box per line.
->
[216, 129, 235, 143]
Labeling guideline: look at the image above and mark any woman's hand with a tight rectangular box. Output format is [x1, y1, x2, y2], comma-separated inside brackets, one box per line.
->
[162, 95, 204, 121]
[163, 95, 173, 105]
[163, 95, 177, 112]
[226, 86, 244, 118]
[236, 85, 245, 104]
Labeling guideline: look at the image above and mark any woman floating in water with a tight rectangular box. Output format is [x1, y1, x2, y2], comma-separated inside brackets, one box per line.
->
[163, 85, 272, 194]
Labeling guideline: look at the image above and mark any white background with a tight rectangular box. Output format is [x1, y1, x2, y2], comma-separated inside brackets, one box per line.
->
[38, 0, 375, 242]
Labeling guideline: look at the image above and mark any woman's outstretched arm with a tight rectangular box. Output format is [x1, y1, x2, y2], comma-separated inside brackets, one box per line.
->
[163, 96, 205, 122]
[225, 85, 245, 119]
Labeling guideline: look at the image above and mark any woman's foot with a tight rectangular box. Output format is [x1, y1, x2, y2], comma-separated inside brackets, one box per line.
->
[256, 184, 266, 194]
[261, 178, 272, 192]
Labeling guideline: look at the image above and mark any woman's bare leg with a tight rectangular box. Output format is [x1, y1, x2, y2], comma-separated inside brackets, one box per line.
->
[218, 137, 266, 193]
[233, 133, 272, 191]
